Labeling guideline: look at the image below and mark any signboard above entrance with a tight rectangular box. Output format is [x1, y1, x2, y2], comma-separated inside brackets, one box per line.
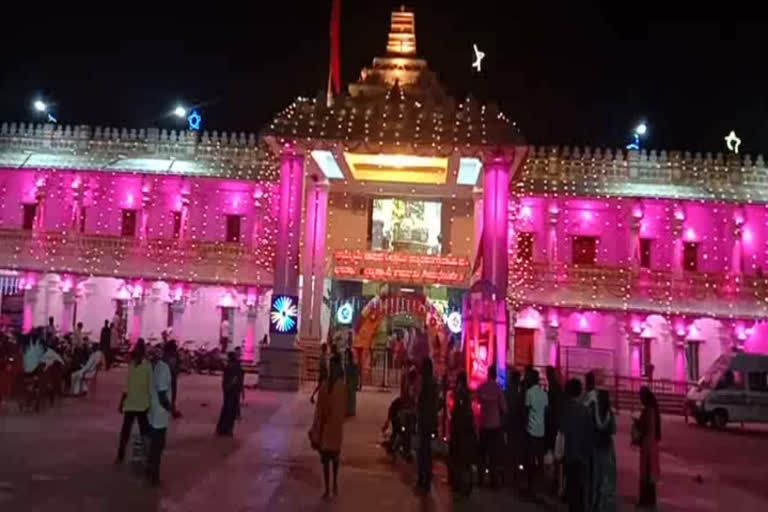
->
[333, 250, 469, 285]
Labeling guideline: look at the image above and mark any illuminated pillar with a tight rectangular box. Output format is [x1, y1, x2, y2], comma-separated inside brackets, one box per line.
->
[34, 177, 47, 232]
[61, 290, 76, 333]
[675, 342, 687, 381]
[482, 155, 511, 380]
[23, 285, 39, 333]
[545, 308, 560, 367]
[140, 183, 151, 241]
[630, 201, 644, 270]
[547, 200, 560, 267]
[672, 204, 685, 277]
[732, 208, 745, 275]
[261, 148, 305, 391]
[170, 299, 185, 342]
[473, 189, 484, 261]
[300, 179, 329, 343]
[131, 300, 144, 343]
[629, 335, 642, 377]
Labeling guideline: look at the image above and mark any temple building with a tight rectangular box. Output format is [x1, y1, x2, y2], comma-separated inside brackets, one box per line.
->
[1, 8, 767, 390]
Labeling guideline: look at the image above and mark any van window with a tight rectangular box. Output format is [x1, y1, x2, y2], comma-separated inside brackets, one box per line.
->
[748, 372, 768, 392]
[715, 369, 745, 390]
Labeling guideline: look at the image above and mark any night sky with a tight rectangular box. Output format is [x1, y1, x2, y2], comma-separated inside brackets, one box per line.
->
[1, 1, 766, 154]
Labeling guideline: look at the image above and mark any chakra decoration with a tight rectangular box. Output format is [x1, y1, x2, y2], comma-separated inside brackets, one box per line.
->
[725, 130, 741, 154]
[187, 110, 202, 131]
[446, 311, 463, 334]
[336, 301, 354, 325]
[472, 44, 485, 72]
[270, 295, 298, 333]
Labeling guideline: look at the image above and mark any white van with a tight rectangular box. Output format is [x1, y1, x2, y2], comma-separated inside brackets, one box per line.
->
[686, 352, 768, 429]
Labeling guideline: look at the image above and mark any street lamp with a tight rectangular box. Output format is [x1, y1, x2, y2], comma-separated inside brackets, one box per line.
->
[32, 99, 57, 123]
[627, 122, 648, 150]
[173, 105, 187, 118]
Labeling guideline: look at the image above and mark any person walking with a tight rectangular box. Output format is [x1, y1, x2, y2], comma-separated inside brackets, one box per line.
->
[216, 352, 244, 436]
[344, 348, 359, 417]
[416, 357, 438, 493]
[310, 355, 347, 499]
[310, 343, 329, 404]
[523, 369, 548, 496]
[504, 369, 525, 486]
[146, 344, 173, 486]
[99, 320, 112, 370]
[560, 378, 594, 512]
[164, 340, 181, 418]
[449, 371, 476, 500]
[592, 390, 617, 512]
[115, 340, 152, 464]
[636, 386, 661, 509]
[477, 364, 506, 487]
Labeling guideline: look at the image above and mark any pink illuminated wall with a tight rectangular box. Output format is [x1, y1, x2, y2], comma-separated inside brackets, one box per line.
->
[511, 196, 768, 274]
[0, 168, 279, 252]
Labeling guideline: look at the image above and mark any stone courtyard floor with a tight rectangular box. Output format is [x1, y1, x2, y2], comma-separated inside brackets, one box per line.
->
[1, 369, 767, 511]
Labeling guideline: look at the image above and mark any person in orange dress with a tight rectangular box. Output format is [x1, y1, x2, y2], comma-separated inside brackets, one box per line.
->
[312, 355, 347, 499]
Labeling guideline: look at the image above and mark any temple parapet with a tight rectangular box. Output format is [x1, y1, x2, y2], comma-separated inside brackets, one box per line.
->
[0, 122, 279, 181]
[520, 145, 768, 200]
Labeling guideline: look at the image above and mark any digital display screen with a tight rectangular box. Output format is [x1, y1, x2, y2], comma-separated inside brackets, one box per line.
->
[370, 198, 442, 254]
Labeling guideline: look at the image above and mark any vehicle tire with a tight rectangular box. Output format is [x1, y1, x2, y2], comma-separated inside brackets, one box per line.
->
[711, 409, 728, 430]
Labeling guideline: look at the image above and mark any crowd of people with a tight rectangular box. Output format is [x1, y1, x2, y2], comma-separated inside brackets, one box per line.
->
[370, 351, 663, 511]
[1, 316, 249, 487]
[0, 317, 118, 407]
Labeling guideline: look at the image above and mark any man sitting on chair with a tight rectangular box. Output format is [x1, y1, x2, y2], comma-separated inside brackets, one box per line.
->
[70, 344, 104, 395]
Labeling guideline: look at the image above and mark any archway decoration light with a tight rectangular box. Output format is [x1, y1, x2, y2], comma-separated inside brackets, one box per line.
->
[336, 301, 354, 325]
[270, 295, 298, 333]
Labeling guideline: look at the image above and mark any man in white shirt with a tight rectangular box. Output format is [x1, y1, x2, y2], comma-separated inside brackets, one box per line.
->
[524, 370, 548, 495]
[70, 347, 104, 395]
[146, 345, 173, 486]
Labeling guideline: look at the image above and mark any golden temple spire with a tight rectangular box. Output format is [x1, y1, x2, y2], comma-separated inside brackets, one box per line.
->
[386, 6, 417, 56]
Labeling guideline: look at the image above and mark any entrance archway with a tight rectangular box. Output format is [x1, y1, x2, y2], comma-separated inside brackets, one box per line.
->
[353, 293, 447, 384]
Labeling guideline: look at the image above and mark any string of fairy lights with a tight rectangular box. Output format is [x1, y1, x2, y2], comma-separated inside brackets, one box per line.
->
[507, 147, 768, 331]
[0, 124, 283, 288]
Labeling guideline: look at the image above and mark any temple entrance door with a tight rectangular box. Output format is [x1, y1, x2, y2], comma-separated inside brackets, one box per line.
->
[514, 327, 535, 367]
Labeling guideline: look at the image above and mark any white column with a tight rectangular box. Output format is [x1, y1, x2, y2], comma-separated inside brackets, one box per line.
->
[61, 290, 76, 333]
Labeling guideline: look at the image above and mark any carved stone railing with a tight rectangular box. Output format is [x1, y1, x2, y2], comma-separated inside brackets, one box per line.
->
[509, 262, 768, 316]
[0, 229, 273, 286]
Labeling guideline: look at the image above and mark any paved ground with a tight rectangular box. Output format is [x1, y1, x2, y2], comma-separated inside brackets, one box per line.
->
[1, 370, 767, 512]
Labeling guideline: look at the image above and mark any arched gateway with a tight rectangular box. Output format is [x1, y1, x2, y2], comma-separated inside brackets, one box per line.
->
[257, 7, 527, 389]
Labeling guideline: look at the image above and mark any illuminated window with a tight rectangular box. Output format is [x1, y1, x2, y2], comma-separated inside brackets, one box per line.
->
[640, 238, 652, 268]
[641, 339, 652, 377]
[748, 371, 768, 392]
[121, 209, 137, 237]
[572, 236, 597, 265]
[172, 211, 182, 238]
[226, 215, 241, 243]
[683, 242, 698, 272]
[79, 206, 87, 233]
[686, 342, 700, 381]
[516, 232, 534, 263]
[576, 332, 592, 348]
[22, 204, 37, 230]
